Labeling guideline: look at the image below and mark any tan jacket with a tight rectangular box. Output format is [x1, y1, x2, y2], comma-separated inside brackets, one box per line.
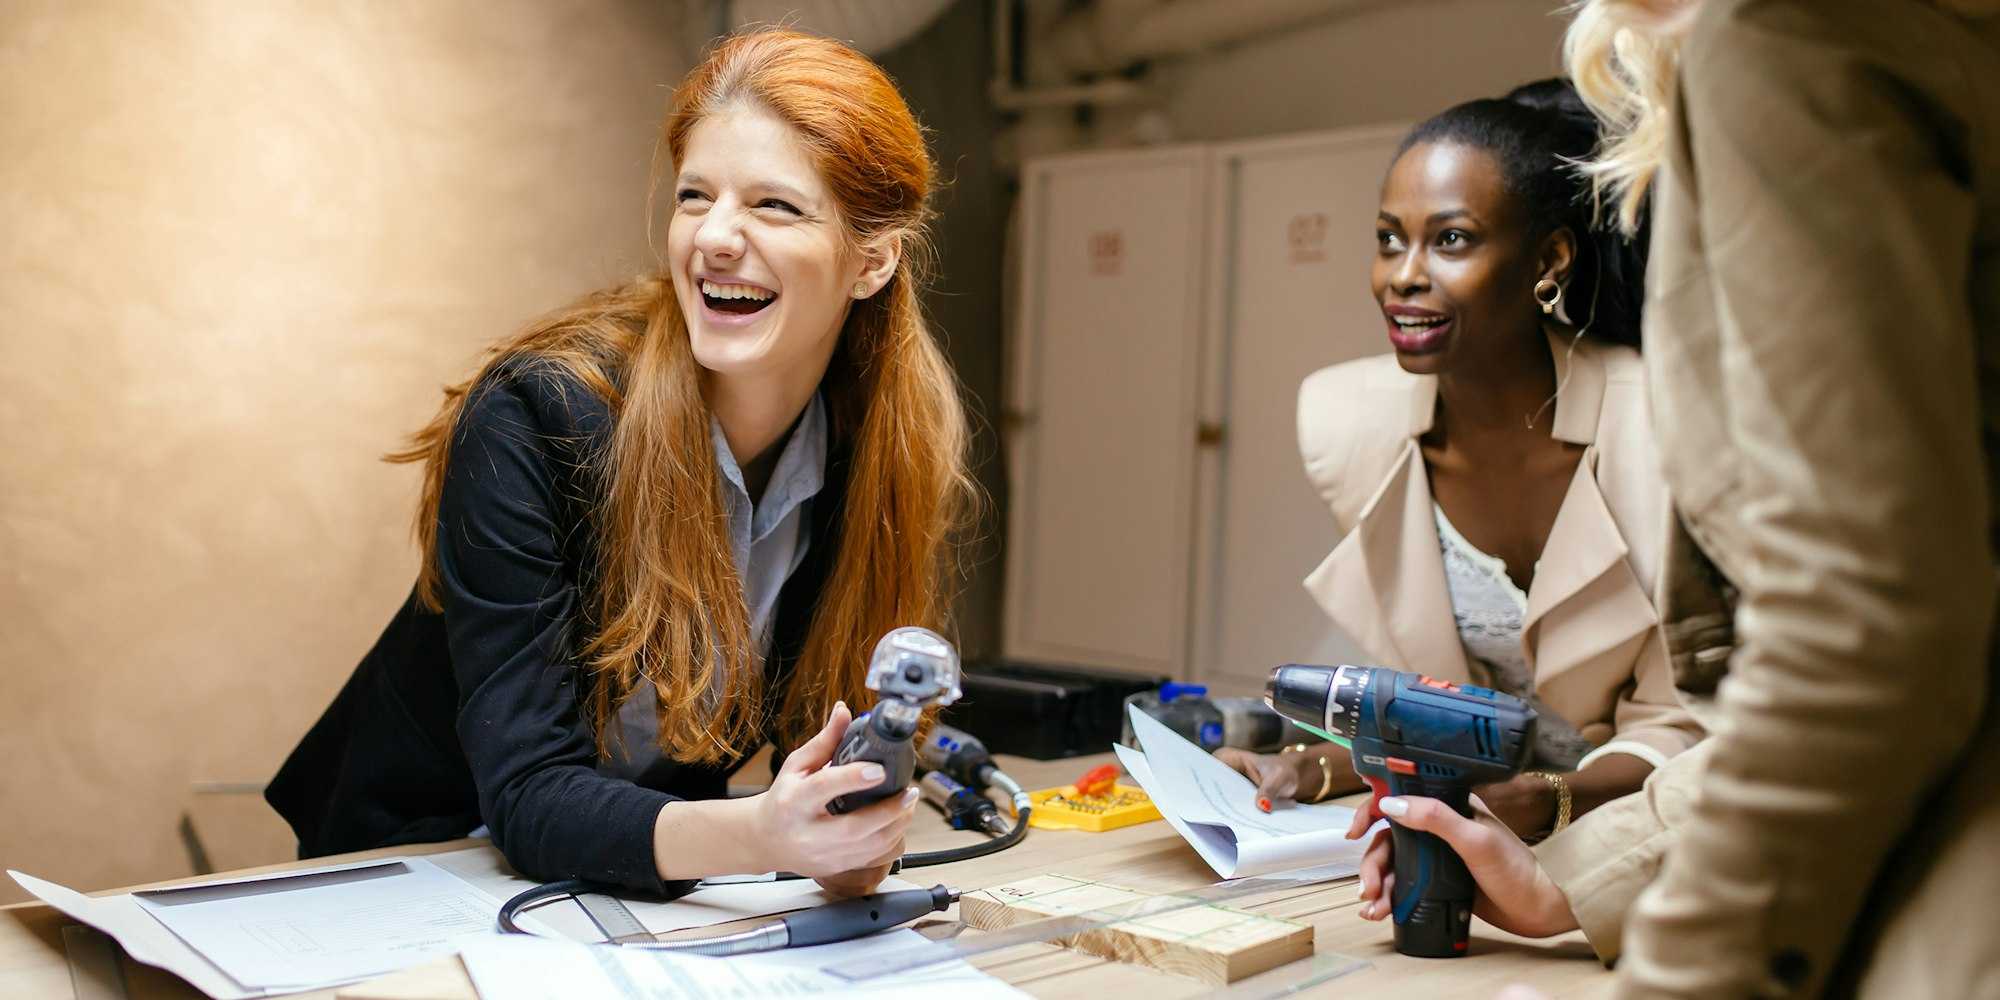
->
[1535, 1, 2000, 996]
[1296, 332, 1702, 768]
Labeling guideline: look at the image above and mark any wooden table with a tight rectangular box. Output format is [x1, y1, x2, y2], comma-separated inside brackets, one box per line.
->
[1, 752, 1611, 999]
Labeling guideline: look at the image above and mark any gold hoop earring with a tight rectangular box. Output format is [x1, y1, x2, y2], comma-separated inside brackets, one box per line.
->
[1534, 277, 1563, 317]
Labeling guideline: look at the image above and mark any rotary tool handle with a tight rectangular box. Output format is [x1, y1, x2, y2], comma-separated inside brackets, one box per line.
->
[781, 885, 957, 947]
[827, 712, 914, 815]
[1385, 780, 1476, 958]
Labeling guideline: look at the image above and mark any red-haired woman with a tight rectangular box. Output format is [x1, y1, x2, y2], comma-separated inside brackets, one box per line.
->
[267, 29, 975, 899]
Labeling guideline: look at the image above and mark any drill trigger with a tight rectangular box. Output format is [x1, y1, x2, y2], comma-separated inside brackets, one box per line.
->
[1364, 774, 1389, 820]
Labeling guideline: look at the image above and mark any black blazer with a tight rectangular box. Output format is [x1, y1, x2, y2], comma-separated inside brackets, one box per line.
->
[266, 363, 847, 895]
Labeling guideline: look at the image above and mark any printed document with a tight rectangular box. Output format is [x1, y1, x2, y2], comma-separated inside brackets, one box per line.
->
[11, 856, 534, 998]
[460, 927, 1027, 1000]
[1116, 705, 1378, 878]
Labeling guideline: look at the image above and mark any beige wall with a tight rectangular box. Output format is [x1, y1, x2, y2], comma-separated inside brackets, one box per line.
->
[1105, 0, 1566, 142]
[0, 1, 692, 902]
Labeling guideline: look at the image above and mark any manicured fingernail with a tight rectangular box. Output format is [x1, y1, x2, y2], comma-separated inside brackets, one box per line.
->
[862, 764, 885, 782]
[1378, 797, 1409, 818]
[834, 700, 847, 715]
[902, 787, 920, 805]
[1257, 796, 1272, 813]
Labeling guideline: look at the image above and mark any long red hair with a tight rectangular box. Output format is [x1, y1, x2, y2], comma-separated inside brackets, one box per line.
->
[392, 29, 975, 764]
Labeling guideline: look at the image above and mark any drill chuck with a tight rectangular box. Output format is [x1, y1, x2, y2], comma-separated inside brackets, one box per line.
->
[1264, 664, 1363, 742]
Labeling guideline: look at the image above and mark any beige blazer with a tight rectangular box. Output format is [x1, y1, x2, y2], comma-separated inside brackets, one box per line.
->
[1534, 1, 2000, 996]
[1296, 331, 1701, 769]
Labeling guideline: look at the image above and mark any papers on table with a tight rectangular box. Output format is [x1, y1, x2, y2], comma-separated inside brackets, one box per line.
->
[460, 927, 1028, 1000]
[1116, 704, 1379, 879]
[9, 856, 536, 998]
[11, 843, 938, 999]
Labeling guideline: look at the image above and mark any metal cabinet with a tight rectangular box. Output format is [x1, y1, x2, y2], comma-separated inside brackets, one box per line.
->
[1004, 126, 1406, 688]
[1003, 146, 1212, 677]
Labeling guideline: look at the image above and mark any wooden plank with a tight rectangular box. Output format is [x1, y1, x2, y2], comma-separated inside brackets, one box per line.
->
[961, 873, 1313, 985]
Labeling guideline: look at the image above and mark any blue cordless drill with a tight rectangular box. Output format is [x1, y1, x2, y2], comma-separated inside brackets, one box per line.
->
[1264, 664, 1538, 958]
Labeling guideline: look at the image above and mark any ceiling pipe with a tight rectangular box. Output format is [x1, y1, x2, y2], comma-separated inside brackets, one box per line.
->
[991, 0, 1152, 113]
[724, 0, 955, 57]
[1042, 0, 1387, 76]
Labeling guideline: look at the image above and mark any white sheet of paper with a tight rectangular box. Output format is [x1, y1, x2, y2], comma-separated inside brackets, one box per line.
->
[10, 856, 536, 997]
[133, 857, 525, 990]
[10, 870, 273, 999]
[427, 846, 916, 941]
[1117, 705, 1374, 878]
[460, 927, 1028, 1000]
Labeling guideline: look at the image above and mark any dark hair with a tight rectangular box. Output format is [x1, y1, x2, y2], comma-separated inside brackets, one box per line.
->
[1393, 78, 1648, 349]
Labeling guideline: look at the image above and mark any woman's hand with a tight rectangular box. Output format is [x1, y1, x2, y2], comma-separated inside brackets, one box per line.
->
[812, 834, 905, 898]
[1347, 794, 1579, 939]
[1214, 748, 1305, 805]
[1215, 743, 1361, 808]
[1470, 773, 1557, 839]
[753, 701, 917, 882]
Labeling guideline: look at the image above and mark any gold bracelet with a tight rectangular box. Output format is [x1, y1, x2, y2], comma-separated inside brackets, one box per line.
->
[1308, 753, 1336, 803]
[1529, 771, 1573, 840]
[1287, 742, 1336, 803]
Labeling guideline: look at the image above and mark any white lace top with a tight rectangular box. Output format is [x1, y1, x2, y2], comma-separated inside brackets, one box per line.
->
[1434, 504, 1533, 692]
[1434, 503, 1593, 767]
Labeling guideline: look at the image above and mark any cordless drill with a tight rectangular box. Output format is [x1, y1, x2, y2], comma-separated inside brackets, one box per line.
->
[1264, 664, 1538, 958]
[827, 627, 963, 815]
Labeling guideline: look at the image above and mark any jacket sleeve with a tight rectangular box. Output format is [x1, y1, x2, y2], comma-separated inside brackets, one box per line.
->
[1616, 2, 1993, 995]
[437, 368, 684, 895]
[1538, 739, 1711, 964]
[1578, 628, 1706, 771]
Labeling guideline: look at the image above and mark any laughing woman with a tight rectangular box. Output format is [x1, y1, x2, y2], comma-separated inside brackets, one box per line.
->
[1219, 81, 1702, 840]
[266, 30, 975, 899]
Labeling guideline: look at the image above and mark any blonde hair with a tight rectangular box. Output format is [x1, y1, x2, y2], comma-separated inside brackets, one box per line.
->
[392, 29, 976, 765]
[1562, 1, 1699, 236]
[1566, 0, 1999, 234]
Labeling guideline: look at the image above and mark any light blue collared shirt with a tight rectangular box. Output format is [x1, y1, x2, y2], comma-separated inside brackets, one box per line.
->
[602, 394, 829, 779]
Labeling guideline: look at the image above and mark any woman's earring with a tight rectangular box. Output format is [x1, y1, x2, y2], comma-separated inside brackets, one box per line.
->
[853, 281, 868, 298]
[1534, 277, 1564, 317]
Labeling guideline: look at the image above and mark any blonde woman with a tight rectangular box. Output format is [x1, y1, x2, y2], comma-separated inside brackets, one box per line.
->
[267, 30, 976, 900]
[1344, 2, 2000, 995]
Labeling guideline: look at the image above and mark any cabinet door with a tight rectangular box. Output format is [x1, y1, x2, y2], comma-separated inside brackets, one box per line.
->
[1192, 127, 1407, 690]
[1003, 148, 1210, 676]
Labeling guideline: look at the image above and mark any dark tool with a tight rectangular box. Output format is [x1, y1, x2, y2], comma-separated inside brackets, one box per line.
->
[917, 771, 1004, 833]
[1265, 664, 1537, 958]
[942, 660, 1167, 759]
[829, 627, 963, 814]
[500, 630, 1027, 951]
[916, 722, 1032, 816]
